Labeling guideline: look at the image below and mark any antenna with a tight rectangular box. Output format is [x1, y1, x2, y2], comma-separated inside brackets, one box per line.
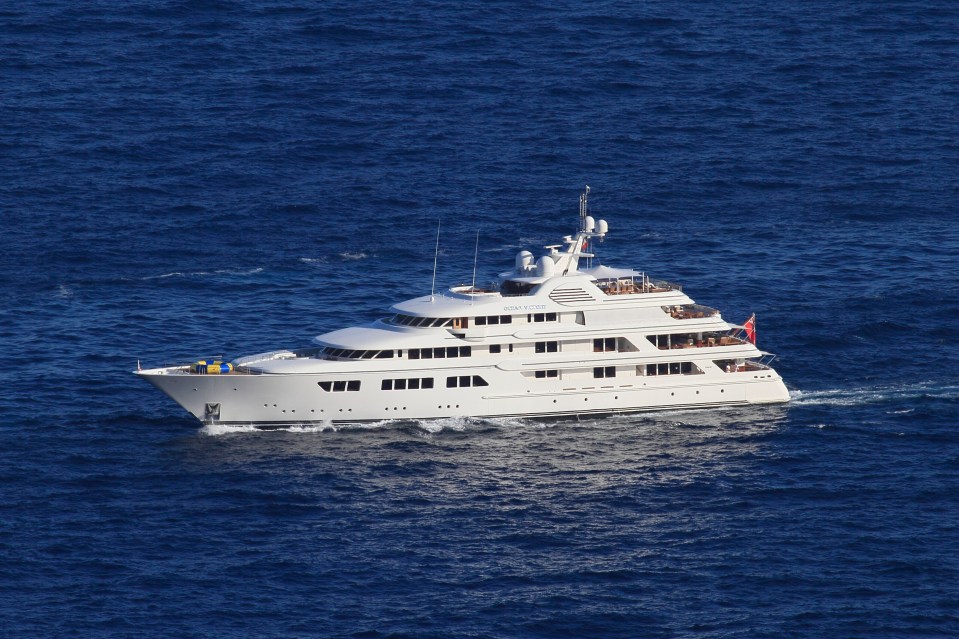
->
[430, 219, 441, 301]
[470, 230, 479, 305]
[579, 184, 590, 229]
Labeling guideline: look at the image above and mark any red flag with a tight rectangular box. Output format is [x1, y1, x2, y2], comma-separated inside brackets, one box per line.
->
[744, 314, 756, 345]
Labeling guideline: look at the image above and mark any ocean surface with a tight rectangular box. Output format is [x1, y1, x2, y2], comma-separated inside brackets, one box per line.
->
[2, 1, 959, 636]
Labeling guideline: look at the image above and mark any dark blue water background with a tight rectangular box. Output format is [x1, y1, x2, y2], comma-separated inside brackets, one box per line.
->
[2, 1, 959, 636]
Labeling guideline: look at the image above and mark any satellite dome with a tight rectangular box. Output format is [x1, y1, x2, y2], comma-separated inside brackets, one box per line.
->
[516, 250, 534, 272]
[536, 255, 555, 277]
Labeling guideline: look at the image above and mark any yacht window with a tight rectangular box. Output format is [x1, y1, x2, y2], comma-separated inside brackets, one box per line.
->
[361, 351, 375, 359]
[447, 375, 489, 388]
[318, 381, 332, 391]
[376, 350, 394, 359]
[333, 381, 347, 391]
[488, 315, 499, 325]
[490, 344, 501, 354]
[447, 347, 459, 358]
[382, 377, 435, 390]
[476, 316, 487, 326]
[409, 349, 420, 360]
[500, 315, 512, 324]
[347, 381, 360, 391]
[545, 312, 557, 322]
[593, 337, 617, 352]
[534, 370, 558, 379]
[535, 341, 558, 353]
[421, 348, 433, 359]
[459, 346, 471, 357]
[534, 313, 545, 322]
[593, 367, 616, 379]
[434, 347, 445, 358]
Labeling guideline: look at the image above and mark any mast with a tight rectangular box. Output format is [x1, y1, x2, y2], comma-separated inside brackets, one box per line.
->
[430, 219, 441, 301]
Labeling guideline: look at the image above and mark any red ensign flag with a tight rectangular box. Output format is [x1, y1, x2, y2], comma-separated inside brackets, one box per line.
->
[744, 314, 757, 344]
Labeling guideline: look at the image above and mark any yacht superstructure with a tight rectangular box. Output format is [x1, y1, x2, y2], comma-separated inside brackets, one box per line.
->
[137, 188, 789, 426]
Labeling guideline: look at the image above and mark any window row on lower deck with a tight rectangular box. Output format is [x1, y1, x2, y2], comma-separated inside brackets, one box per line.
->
[382, 377, 434, 390]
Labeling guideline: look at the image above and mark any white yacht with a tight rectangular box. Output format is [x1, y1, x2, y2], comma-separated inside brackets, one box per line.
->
[138, 188, 789, 427]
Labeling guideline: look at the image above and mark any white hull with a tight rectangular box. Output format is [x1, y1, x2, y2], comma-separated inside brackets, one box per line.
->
[139, 362, 789, 427]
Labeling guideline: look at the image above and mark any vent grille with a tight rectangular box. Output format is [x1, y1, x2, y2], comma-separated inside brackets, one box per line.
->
[549, 287, 595, 304]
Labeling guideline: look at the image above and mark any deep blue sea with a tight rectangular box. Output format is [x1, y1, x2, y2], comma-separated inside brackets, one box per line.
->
[3, 1, 959, 637]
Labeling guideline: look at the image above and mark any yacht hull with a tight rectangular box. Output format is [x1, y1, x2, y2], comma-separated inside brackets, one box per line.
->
[139, 367, 789, 427]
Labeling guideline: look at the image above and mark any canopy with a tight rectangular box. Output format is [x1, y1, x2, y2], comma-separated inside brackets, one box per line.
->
[580, 264, 642, 280]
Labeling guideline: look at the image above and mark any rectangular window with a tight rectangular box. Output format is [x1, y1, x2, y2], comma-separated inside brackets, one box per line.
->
[409, 378, 420, 390]
[535, 370, 546, 379]
[381, 379, 392, 391]
[421, 349, 433, 359]
[646, 364, 656, 376]
[376, 350, 394, 359]
[459, 346, 471, 357]
[658, 363, 668, 376]
[409, 349, 420, 360]
[447, 347, 458, 358]
[534, 313, 545, 322]
[434, 347, 445, 358]
[545, 312, 557, 322]
[593, 367, 616, 379]
[472, 375, 489, 387]
[605, 337, 616, 351]
[459, 375, 470, 387]
[395, 379, 407, 390]
[508, 344, 514, 352]
[500, 315, 512, 324]
[333, 381, 347, 392]
[447, 376, 457, 388]
[475, 316, 487, 326]
[593, 338, 603, 352]
[594, 367, 604, 379]
[423, 378, 434, 389]
[488, 315, 499, 325]
[535, 341, 557, 353]
[347, 380, 360, 391]
[490, 344, 501, 354]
